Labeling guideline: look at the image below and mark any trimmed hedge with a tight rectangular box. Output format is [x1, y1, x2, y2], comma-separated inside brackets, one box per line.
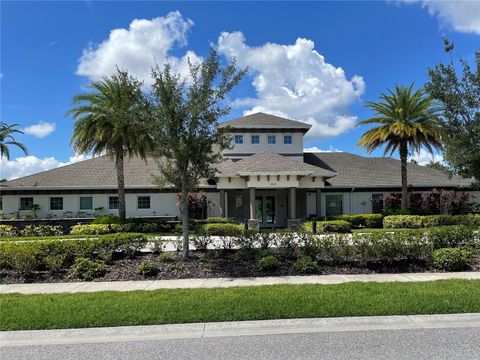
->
[337, 214, 384, 229]
[70, 222, 174, 235]
[0, 233, 148, 275]
[198, 223, 244, 237]
[303, 220, 351, 233]
[206, 217, 241, 224]
[0, 225, 18, 238]
[432, 248, 474, 271]
[383, 214, 480, 229]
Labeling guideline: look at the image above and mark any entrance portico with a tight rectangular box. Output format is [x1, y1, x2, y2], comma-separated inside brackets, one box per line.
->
[216, 152, 336, 228]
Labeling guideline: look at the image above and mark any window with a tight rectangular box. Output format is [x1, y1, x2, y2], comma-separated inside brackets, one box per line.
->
[372, 194, 384, 213]
[109, 196, 119, 210]
[137, 196, 151, 209]
[251, 135, 260, 144]
[267, 135, 276, 144]
[234, 135, 244, 144]
[19, 197, 34, 210]
[283, 135, 293, 144]
[50, 197, 63, 211]
[326, 195, 343, 216]
[79, 196, 93, 210]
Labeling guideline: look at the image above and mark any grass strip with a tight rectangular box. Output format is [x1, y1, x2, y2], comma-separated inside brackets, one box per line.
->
[1, 279, 479, 331]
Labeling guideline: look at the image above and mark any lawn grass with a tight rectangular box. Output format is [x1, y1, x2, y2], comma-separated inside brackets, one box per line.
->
[1, 280, 479, 331]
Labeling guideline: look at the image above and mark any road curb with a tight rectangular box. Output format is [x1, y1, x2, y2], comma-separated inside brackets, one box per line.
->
[2, 313, 480, 347]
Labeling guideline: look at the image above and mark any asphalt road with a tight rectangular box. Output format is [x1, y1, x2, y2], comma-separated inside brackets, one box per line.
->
[2, 327, 479, 360]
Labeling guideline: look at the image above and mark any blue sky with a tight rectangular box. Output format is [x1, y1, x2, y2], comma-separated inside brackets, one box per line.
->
[1, 1, 479, 179]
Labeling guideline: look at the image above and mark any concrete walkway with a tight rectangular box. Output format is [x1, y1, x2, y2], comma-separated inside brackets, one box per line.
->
[2, 313, 480, 347]
[1, 271, 479, 295]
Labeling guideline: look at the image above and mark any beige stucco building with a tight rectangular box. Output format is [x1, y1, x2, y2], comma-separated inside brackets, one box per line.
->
[1, 113, 478, 227]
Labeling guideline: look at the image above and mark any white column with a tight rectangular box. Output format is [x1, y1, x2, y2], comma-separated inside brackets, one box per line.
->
[249, 187, 256, 219]
[289, 187, 296, 219]
[316, 189, 322, 218]
[220, 189, 226, 217]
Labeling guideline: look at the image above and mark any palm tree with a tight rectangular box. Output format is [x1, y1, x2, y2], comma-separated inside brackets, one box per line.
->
[67, 70, 153, 220]
[357, 84, 444, 209]
[0, 122, 28, 159]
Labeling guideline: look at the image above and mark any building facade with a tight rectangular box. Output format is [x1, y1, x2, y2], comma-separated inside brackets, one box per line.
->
[1, 113, 478, 227]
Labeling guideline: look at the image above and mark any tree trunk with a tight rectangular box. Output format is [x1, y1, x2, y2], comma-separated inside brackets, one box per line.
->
[400, 141, 409, 210]
[115, 144, 126, 220]
[181, 179, 190, 259]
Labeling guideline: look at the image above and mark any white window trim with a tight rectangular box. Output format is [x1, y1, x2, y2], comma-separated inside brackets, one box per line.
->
[79, 196, 94, 211]
[283, 134, 293, 145]
[108, 195, 119, 210]
[137, 195, 151, 210]
[251, 134, 260, 145]
[19, 197, 34, 211]
[234, 134, 244, 145]
[267, 134, 276, 144]
[49, 196, 64, 211]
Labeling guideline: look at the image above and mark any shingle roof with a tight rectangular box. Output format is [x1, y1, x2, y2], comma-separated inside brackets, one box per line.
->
[304, 152, 474, 188]
[218, 112, 312, 130]
[0, 155, 163, 190]
[216, 152, 337, 177]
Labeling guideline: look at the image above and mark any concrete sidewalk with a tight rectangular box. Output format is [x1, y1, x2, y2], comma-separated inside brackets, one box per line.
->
[1, 271, 479, 295]
[2, 313, 480, 347]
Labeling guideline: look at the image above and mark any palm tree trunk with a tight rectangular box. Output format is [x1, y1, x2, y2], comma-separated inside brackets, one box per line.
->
[181, 176, 190, 259]
[400, 141, 409, 210]
[115, 143, 126, 220]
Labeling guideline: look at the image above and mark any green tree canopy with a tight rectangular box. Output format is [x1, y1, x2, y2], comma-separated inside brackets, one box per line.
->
[425, 40, 480, 183]
[357, 83, 444, 209]
[148, 49, 246, 258]
[0, 122, 28, 160]
[68, 69, 153, 219]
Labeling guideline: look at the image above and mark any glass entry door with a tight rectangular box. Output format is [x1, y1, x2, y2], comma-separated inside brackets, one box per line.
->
[255, 195, 275, 225]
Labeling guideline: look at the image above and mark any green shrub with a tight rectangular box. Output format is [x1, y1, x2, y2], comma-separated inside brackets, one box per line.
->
[293, 256, 319, 274]
[20, 225, 64, 237]
[337, 214, 384, 228]
[0, 225, 18, 237]
[232, 248, 256, 262]
[138, 261, 158, 276]
[258, 255, 279, 272]
[92, 215, 122, 224]
[432, 248, 474, 271]
[427, 226, 477, 249]
[70, 258, 107, 280]
[0, 233, 147, 273]
[383, 214, 480, 229]
[70, 224, 111, 235]
[0, 241, 40, 274]
[44, 254, 66, 274]
[303, 220, 351, 233]
[198, 223, 244, 237]
[191, 235, 212, 251]
[206, 217, 240, 224]
[159, 252, 174, 262]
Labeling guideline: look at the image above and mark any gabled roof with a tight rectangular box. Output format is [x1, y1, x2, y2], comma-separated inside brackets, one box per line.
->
[218, 112, 312, 131]
[304, 152, 474, 188]
[216, 152, 336, 177]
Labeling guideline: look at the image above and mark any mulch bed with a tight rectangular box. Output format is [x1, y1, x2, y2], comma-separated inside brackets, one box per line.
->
[3, 250, 478, 285]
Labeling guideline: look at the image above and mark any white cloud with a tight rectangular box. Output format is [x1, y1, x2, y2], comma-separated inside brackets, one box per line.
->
[218, 32, 365, 140]
[1, 154, 92, 180]
[23, 122, 56, 138]
[304, 146, 343, 153]
[400, 0, 480, 34]
[409, 149, 444, 165]
[76, 11, 201, 85]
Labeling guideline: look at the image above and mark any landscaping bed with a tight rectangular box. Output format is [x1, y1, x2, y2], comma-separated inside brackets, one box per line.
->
[1, 249, 479, 284]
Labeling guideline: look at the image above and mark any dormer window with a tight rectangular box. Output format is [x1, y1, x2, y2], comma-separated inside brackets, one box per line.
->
[284, 135, 293, 144]
[267, 135, 276, 144]
[251, 135, 260, 144]
[234, 135, 244, 144]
